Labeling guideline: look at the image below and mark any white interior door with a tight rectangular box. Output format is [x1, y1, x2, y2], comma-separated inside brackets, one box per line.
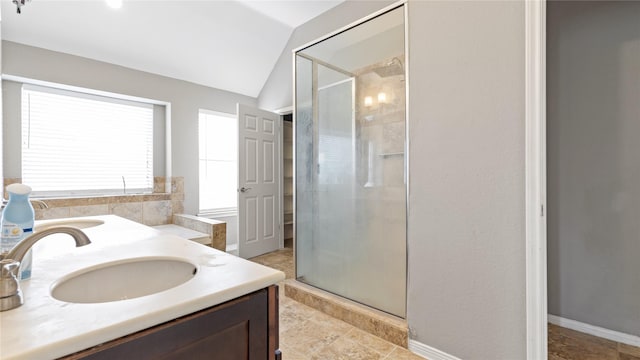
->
[237, 104, 281, 259]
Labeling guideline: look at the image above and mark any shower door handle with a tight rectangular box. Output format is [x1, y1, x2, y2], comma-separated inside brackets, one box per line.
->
[239, 187, 252, 193]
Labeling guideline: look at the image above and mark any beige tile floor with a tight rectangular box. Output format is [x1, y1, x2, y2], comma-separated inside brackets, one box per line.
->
[252, 249, 640, 360]
[548, 323, 640, 360]
[250, 249, 424, 360]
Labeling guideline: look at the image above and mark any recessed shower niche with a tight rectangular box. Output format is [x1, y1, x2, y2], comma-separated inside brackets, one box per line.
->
[294, 5, 407, 318]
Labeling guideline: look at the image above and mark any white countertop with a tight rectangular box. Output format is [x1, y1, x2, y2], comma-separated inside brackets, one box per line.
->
[0, 215, 285, 360]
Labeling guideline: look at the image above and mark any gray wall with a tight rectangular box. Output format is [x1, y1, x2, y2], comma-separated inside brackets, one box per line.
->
[547, 1, 640, 336]
[407, 1, 526, 358]
[261, 0, 527, 358]
[2, 41, 257, 214]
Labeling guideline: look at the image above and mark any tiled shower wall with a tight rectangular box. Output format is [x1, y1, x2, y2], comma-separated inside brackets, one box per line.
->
[3, 177, 185, 226]
[355, 56, 406, 191]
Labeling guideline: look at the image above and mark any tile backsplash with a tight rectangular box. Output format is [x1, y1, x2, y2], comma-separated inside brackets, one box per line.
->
[3, 176, 184, 226]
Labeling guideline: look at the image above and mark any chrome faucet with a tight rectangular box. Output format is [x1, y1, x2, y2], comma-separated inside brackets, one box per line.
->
[0, 198, 48, 210]
[0, 226, 92, 311]
[30, 199, 49, 210]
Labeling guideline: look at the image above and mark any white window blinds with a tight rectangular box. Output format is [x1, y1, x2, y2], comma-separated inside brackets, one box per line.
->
[22, 85, 154, 196]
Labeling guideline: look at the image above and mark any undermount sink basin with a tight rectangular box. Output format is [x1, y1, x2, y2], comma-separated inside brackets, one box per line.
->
[35, 219, 105, 232]
[51, 257, 197, 303]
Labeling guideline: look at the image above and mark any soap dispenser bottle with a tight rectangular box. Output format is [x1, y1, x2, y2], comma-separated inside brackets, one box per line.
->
[1, 184, 35, 280]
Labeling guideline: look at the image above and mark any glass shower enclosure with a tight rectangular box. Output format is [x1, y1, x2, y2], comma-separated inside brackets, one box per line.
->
[294, 6, 407, 318]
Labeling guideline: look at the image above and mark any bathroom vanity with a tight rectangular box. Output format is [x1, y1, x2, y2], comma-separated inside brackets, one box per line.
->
[0, 215, 285, 359]
[62, 286, 279, 359]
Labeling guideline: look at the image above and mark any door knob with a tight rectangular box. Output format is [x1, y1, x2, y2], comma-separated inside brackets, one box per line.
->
[239, 187, 252, 193]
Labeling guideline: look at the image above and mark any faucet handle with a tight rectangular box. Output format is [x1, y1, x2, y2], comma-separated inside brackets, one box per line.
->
[1, 259, 20, 280]
[0, 259, 24, 311]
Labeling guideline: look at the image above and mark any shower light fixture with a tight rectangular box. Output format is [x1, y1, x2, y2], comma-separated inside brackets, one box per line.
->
[364, 92, 389, 109]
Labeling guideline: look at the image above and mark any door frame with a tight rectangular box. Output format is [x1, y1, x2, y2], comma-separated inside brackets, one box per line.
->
[274, 106, 294, 250]
[525, 0, 547, 359]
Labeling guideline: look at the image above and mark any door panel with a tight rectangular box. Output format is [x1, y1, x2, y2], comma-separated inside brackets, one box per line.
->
[263, 196, 275, 238]
[263, 141, 275, 183]
[245, 139, 258, 183]
[238, 104, 281, 258]
[245, 196, 258, 243]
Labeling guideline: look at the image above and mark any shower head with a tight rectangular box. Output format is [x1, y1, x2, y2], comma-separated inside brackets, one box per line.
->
[372, 57, 404, 77]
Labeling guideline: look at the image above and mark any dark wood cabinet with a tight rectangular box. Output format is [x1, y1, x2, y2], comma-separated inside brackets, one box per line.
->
[61, 285, 279, 360]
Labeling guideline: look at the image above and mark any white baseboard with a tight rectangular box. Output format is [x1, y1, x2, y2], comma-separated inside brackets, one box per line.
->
[548, 315, 640, 347]
[408, 340, 462, 360]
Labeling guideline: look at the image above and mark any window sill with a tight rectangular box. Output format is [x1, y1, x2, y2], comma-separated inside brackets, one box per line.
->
[35, 193, 172, 208]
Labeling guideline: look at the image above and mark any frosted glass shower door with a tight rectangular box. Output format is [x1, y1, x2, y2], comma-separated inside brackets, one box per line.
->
[303, 67, 358, 299]
[296, 44, 406, 318]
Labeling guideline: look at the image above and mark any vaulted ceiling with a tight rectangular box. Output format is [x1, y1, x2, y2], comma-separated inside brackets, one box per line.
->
[0, 0, 344, 98]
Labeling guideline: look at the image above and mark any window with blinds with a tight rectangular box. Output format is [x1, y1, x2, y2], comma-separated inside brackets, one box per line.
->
[21, 85, 154, 197]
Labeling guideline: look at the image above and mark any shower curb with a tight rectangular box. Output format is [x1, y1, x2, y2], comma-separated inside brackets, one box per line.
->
[283, 279, 408, 348]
